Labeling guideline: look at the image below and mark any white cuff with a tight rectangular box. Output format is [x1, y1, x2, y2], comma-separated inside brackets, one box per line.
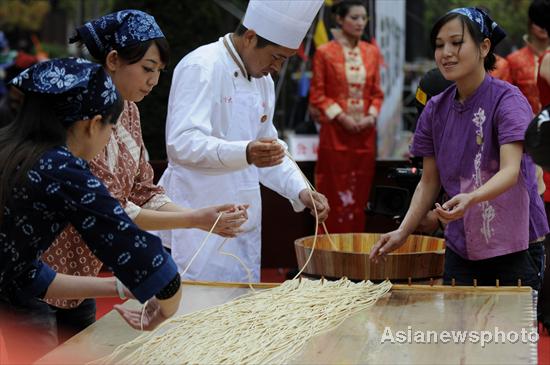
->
[142, 195, 172, 211]
[289, 177, 309, 212]
[290, 193, 307, 212]
[325, 103, 344, 120]
[368, 106, 378, 117]
[217, 141, 250, 170]
[124, 201, 141, 220]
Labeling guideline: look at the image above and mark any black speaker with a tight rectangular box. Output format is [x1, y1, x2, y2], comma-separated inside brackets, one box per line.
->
[525, 106, 550, 171]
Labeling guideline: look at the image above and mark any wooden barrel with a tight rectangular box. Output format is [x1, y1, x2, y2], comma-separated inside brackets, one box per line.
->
[294, 233, 445, 281]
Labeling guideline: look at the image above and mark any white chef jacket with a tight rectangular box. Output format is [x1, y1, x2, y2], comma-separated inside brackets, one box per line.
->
[158, 34, 308, 282]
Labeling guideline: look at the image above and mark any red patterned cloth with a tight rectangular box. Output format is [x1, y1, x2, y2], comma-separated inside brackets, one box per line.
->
[42, 101, 171, 308]
[508, 45, 550, 202]
[490, 54, 511, 83]
[507, 45, 542, 114]
[543, 173, 550, 202]
[539, 50, 550, 107]
[309, 40, 383, 233]
[538, 51, 550, 202]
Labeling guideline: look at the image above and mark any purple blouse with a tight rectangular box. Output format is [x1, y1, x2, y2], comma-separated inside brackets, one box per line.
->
[412, 75, 549, 260]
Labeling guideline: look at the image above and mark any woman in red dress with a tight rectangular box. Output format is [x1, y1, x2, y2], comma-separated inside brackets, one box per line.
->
[309, 0, 384, 233]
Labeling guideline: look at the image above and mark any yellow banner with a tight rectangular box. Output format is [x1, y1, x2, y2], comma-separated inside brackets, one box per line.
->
[313, 19, 329, 48]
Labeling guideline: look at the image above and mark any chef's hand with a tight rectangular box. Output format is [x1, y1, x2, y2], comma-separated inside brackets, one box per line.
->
[299, 189, 330, 223]
[246, 138, 285, 168]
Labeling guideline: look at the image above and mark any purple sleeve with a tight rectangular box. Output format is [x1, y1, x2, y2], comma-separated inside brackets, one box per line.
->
[496, 89, 533, 145]
[410, 100, 435, 157]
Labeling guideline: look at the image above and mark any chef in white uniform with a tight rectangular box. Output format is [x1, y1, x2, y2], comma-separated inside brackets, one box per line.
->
[159, 0, 329, 282]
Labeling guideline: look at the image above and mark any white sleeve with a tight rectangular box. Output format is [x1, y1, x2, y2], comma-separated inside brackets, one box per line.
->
[257, 102, 308, 212]
[165, 63, 249, 174]
[258, 141, 308, 212]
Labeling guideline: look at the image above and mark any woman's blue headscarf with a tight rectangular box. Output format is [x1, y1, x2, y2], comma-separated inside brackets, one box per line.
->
[447, 7, 506, 48]
[10, 58, 120, 125]
[70, 10, 164, 58]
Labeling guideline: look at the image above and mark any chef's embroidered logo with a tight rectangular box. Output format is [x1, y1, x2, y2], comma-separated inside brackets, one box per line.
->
[222, 96, 232, 104]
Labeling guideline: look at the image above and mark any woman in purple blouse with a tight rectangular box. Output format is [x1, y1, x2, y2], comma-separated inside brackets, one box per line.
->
[370, 7, 549, 290]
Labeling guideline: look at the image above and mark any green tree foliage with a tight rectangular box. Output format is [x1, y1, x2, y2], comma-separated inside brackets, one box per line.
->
[423, 0, 530, 53]
[112, 0, 242, 159]
[57, 0, 116, 17]
[0, 0, 50, 31]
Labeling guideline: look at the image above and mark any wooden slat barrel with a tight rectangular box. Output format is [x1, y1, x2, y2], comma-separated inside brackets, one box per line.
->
[294, 233, 445, 281]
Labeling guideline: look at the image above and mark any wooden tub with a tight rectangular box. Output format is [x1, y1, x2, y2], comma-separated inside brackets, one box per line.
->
[294, 233, 445, 281]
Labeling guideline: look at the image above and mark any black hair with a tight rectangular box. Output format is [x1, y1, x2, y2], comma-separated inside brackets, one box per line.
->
[76, 37, 170, 67]
[234, 23, 278, 49]
[430, 12, 496, 72]
[525, 104, 550, 170]
[0, 91, 123, 225]
[528, 0, 550, 34]
[332, 0, 366, 18]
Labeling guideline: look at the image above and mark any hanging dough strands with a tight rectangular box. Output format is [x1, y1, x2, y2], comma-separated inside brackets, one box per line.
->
[140, 213, 253, 330]
[136, 146, 328, 330]
[104, 145, 391, 364]
[283, 149, 339, 279]
[179, 213, 254, 287]
[179, 145, 339, 285]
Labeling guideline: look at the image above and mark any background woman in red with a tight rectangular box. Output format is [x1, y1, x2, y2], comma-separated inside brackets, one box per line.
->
[309, 0, 384, 233]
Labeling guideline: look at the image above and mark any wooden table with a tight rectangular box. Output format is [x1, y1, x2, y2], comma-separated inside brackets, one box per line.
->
[37, 283, 538, 365]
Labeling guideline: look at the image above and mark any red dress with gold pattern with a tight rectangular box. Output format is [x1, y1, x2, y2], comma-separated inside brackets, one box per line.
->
[538, 50, 550, 202]
[508, 45, 550, 203]
[309, 40, 384, 233]
[507, 45, 542, 114]
[490, 54, 511, 83]
[538, 51, 550, 107]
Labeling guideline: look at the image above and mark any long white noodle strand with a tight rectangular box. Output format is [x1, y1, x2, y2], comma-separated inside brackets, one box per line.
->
[91, 278, 392, 365]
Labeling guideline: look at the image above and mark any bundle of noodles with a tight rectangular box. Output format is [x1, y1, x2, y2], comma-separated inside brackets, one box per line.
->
[93, 278, 391, 365]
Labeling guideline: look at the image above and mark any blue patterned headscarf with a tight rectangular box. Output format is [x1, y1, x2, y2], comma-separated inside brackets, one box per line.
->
[448, 7, 506, 47]
[10, 58, 120, 125]
[69, 10, 164, 59]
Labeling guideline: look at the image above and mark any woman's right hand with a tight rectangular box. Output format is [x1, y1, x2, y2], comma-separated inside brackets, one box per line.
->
[115, 282, 183, 331]
[369, 229, 408, 262]
[114, 298, 167, 331]
[192, 204, 248, 237]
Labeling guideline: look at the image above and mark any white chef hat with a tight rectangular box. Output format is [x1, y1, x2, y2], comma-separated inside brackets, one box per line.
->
[243, 0, 324, 49]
